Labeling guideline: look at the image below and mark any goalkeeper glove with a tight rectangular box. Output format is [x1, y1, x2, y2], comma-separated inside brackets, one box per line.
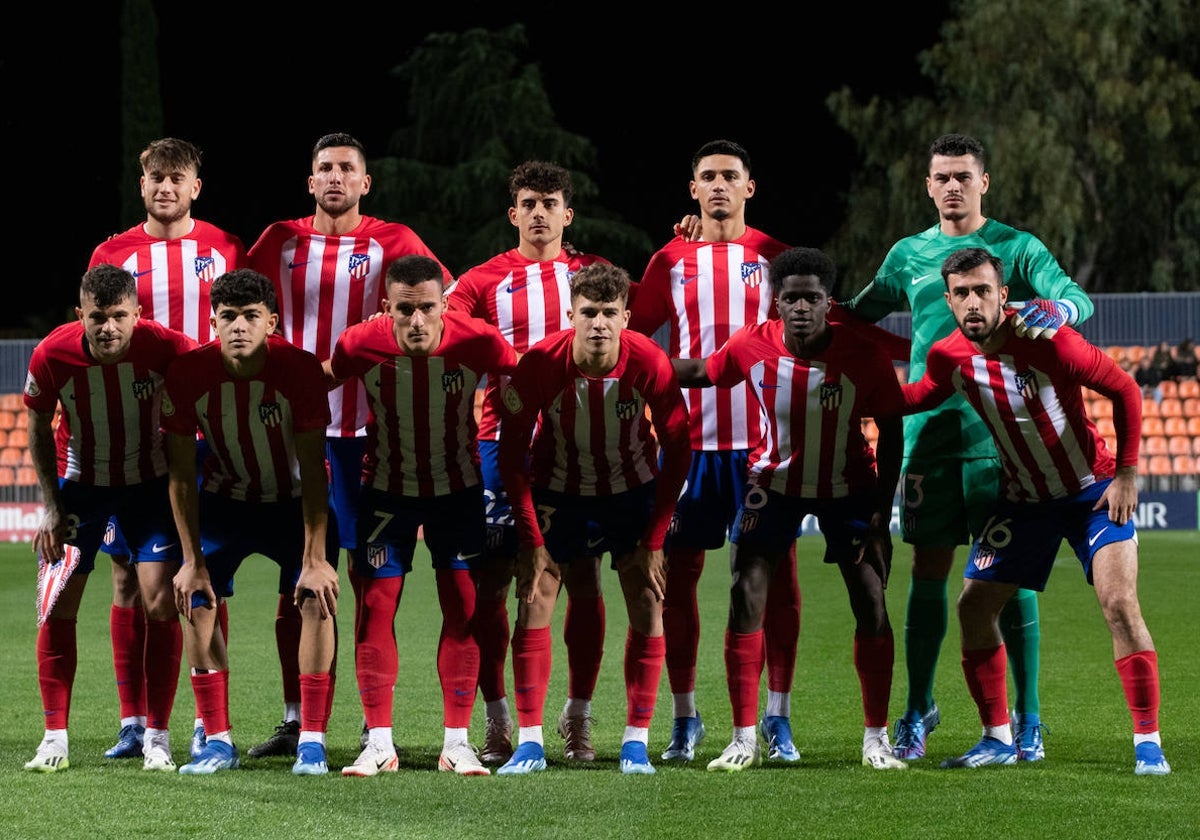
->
[1009, 298, 1078, 340]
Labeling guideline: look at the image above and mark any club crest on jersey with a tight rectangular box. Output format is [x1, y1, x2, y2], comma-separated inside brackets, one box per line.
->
[442, 369, 465, 395]
[194, 256, 216, 283]
[367, 542, 388, 569]
[740, 261, 765, 288]
[615, 397, 640, 421]
[348, 253, 371, 279]
[973, 547, 996, 570]
[103, 520, 117, 546]
[1015, 371, 1039, 401]
[819, 381, 843, 411]
[502, 384, 523, 415]
[259, 402, 284, 428]
[132, 378, 156, 402]
[24, 371, 40, 399]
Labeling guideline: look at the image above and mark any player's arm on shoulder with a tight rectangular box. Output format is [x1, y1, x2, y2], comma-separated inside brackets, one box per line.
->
[671, 357, 711, 387]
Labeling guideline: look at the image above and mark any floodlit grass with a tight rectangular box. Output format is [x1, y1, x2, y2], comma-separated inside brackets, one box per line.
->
[0, 532, 1194, 839]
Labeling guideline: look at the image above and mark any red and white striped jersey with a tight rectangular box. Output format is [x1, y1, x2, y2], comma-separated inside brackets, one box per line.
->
[497, 329, 692, 550]
[706, 320, 902, 497]
[445, 248, 610, 441]
[630, 228, 789, 451]
[162, 334, 330, 503]
[24, 320, 198, 485]
[248, 215, 452, 438]
[330, 311, 518, 497]
[904, 325, 1139, 503]
[89, 219, 247, 343]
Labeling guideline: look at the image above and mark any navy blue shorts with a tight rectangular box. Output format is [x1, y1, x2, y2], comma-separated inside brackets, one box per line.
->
[353, 485, 486, 579]
[964, 479, 1137, 590]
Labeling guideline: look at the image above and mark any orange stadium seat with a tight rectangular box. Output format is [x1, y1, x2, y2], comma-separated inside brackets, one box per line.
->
[1182, 398, 1200, 418]
[1125, 345, 1146, 365]
[1172, 455, 1197, 476]
[0, 429, 6, 448]
[1164, 416, 1188, 437]
[0, 448, 22, 467]
[1143, 435, 1169, 456]
[1188, 417, 1200, 436]
[1193, 437, 1200, 456]
[16, 466, 38, 486]
[6, 428, 27, 449]
[1158, 379, 1178, 399]
[1141, 398, 1160, 418]
[15, 411, 27, 429]
[1094, 417, 1116, 438]
[0, 410, 14, 430]
[1178, 379, 1200, 399]
[1147, 455, 1173, 476]
[1142, 417, 1165, 438]
[0, 466, 13, 487]
[1105, 346, 1125, 364]
[1168, 435, 1192, 456]
[1088, 399, 1113, 419]
[1159, 397, 1182, 417]
[0, 393, 22, 411]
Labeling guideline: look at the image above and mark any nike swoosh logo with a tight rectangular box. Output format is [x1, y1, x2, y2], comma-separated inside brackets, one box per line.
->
[132, 269, 154, 278]
[1088, 526, 1109, 547]
[151, 543, 176, 553]
[585, 537, 604, 549]
[911, 274, 932, 285]
[757, 380, 780, 389]
[679, 274, 700, 285]
[506, 282, 527, 294]
[288, 260, 310, 269]
[851, 538, 863, 546]
[454, 552, 482, 562]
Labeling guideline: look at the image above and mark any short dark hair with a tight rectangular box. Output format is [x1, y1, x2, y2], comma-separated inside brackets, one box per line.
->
[312, 132, 366, 162]
[139, 137, 202, 175]
[386, 255, 444, 289]
[767, 247, 837, 297]
[941, 247, 1004, 287]
[569, 263, 631, 305]
[929, 133, 986, 170]
[509, 160, 573, 206]
[81, 264, 137, 308]
[210, 269, 278, 313]
[692, 139, 751, 175]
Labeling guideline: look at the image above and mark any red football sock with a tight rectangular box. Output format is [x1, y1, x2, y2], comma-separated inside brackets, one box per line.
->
[191, 669, 230, 735]
[962, 645, 1009, 727]
[726, 629, 765, 728]
[436, 569, 480, 729]
[1115, 649, 1161, 734]
[110, 605, 146, 719]
[854, 632, 895, 728]
[663, 547, 705, 693]
[144, 618, 182, 730]
[510, 625, 551, 728]
[565, 594, 605, 700]
[352, 575, 403, 729]
[765, 544, 801, 693]
[275, 594, 302, 706]
[37, 617, 77, 730]
[300, 672, 333, 733]
[624, 629, 665, 728]
[474, 593, 511, 703]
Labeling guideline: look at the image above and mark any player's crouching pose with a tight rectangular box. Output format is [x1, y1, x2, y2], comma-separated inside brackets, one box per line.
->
[165, 269, 339, 776]
[902, 248, 1169, 775]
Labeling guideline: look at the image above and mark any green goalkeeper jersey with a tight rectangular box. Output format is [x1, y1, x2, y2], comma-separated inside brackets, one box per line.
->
[845, 218, 1093, 459]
